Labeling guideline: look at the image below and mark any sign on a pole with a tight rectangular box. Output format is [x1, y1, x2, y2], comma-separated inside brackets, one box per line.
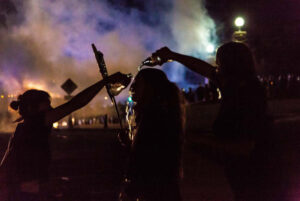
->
[61, 79, 77, 95]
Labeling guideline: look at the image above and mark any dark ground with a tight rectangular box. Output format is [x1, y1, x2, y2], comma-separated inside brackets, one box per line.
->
[0, 100, 299, 201]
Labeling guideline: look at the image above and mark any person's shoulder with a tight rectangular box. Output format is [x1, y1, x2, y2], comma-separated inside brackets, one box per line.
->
[26, 112, 52, 129]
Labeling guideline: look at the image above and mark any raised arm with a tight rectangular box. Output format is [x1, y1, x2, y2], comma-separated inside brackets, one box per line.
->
[45, 72, 130, 125]
[153, 47, 216, 80]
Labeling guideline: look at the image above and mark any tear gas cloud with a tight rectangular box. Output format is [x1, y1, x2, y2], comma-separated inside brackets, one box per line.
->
[0, 0, 217, 130]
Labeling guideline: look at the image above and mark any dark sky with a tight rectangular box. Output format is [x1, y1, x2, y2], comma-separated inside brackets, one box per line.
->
[207, 0, 300, 37]
[206, 0, 300, 74]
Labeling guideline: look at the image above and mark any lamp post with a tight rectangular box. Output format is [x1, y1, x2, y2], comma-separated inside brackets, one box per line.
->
[232, 16, 247, 42]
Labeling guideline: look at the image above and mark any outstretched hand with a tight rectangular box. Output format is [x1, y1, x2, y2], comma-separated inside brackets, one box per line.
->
[152, 46, 174, 62]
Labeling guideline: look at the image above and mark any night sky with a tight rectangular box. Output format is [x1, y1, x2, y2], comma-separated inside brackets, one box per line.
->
[206, 0, 300, 74]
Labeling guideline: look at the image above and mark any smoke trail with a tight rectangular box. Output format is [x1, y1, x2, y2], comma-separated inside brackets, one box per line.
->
[0, 0, 217, 131]
[167, 0, 217, 83]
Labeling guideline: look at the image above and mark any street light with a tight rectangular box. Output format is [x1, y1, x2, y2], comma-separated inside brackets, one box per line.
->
[232, 16, 247, 42]
[234, 17, 245, 30]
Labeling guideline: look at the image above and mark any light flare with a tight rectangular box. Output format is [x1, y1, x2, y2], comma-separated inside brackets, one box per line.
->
[235, 17, 245, 28]
[53, 122, 59, 128]
[62, 121, 68, 127]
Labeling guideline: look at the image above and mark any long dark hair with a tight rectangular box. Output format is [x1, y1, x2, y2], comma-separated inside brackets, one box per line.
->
[132, 68, 185, 130]
[10, 89, 51, 121]
[130, 68, 186, 179]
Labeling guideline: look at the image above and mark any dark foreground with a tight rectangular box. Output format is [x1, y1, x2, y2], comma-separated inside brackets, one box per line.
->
[0, 101, 299, 201]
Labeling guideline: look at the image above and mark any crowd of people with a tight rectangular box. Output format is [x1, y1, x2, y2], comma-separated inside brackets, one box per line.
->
[0, 42, 289, 201]
[183, 73, 300, 103]
[259, 74, 300, 99]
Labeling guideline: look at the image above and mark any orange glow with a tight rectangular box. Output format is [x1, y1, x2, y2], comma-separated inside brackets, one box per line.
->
[22, 80, 61, 98]
[23, 80, 47, 91]
[62, 121, 68, 127]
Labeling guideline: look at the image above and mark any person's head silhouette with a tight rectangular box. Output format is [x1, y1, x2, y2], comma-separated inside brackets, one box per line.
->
[10, 89, 51, 121]
[216, 42, 255, 79]
[130, 68, 180, 109]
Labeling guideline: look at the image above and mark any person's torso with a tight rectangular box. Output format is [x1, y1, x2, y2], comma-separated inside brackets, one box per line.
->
[1, 113, 52, 182]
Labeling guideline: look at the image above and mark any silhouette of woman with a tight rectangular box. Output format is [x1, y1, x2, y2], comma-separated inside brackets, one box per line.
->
[0, 72, 130, 201]
[120, 68, 185, 201]
[153, 42, 281, 201]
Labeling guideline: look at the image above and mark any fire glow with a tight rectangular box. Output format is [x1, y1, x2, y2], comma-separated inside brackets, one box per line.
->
[23, 80, 61, 98]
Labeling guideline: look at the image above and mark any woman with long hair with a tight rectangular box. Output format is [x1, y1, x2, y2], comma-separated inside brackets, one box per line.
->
[120, 68, 185, 201]
[152, 42, 282, 201]
[0, 72, 130, 201]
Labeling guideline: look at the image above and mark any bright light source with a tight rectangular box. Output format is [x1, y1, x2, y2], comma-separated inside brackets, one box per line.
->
[104, 96, 108, 100]
[62, 121, 68, 127]
[128, 96, 133, 103]
[71, 117, 75, 124]
[217, 88, 222, 100]
[235, 17, 245, 27]
[206, 44, 215, 53]
[53, 122, 59, 128]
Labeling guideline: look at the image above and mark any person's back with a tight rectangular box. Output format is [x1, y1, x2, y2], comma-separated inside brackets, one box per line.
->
[212, 76, 279, 200]
[130, 106, 182, 182]
[9, 114, 51, 183]
[121, 69, 185, 201]
[213, 76, 267, 140]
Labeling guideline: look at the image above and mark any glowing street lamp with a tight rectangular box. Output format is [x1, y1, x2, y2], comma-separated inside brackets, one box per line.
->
[234, 17, 245, 30]
[232, 16, 247, 42]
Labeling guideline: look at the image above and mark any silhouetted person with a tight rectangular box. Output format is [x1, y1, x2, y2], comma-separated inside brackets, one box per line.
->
[0, 72, 130, 201]
[103, 114, 108, 129]
[208, 80, 218, 102]
[186, 87, 195, 103]
[68, 115, 73, 129]
[153, 42, 284, 201]
[196, 85, 205, 102]
[119, 68, 185, 201]
[203, 84, 210, 102]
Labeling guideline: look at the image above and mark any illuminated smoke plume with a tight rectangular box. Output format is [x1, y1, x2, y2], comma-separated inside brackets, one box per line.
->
[0, 0, 217, 131]
[168, 0, 217, 83]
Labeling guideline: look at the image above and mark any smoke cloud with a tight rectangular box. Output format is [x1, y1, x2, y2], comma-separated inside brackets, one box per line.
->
[0, 0, 217, 131]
